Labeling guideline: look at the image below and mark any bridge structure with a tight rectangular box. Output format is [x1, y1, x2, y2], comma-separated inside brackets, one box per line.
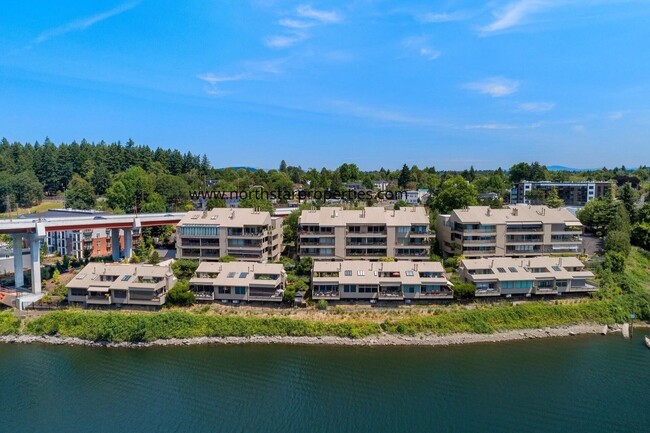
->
[0, 213, 184, 295]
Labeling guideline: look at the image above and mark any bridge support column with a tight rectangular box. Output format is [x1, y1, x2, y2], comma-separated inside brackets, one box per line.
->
[111, 229, 120, 261]
[29, 235, 42, 294]
[123, 229, 132, 260]
[12, 234, 24, 288]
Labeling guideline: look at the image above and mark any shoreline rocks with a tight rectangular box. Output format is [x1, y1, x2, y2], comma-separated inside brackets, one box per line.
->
[0, 323, 629, 349]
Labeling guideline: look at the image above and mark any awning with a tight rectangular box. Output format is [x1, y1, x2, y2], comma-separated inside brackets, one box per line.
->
[565, 221, 582, 226]
[88, 286, 110, 293]
[552, 245, 578, 251]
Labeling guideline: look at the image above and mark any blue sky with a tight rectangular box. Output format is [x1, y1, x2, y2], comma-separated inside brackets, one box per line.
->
[1, 0, 649, 170]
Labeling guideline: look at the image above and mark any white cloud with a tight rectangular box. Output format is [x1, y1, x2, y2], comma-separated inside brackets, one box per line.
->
[464, 123, 517, 130]
[419, 47, 441, 60]
[402, 37, 441, 61]
[464, 77, 520, 97]
[264, 33, 307, 48]
[330, 100, 439, 127]
[34, 1, 139, 44]
[608, 111, 624, 120]
[518, 102, 555, 112]
[196, 73, 248, 96]
[480, 0, 547, 33]
[296, 4, 342, 24]
[420, 11, 469, 23]
[278, 18, 314, 29]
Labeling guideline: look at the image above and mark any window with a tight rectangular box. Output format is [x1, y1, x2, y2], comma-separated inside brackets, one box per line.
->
[497, 267, 506, 273]
[343, 285, 356, 293]
[121, 275, 131, 281]
[405, 270, 414, 276]
[397, 226, 409, 234]
[508, 267, 518, 273]
[239, 272, 248, 278]
[235, 287, 246, 295]
[357, 270, 365, 276]
[344, 270, 352, 276]
[552, 265, 562, 271]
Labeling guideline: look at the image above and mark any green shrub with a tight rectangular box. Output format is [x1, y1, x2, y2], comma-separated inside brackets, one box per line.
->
[316, 299, 328, 310]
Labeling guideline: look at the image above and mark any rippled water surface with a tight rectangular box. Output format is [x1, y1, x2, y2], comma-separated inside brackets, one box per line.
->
[1, 335, 649, 433]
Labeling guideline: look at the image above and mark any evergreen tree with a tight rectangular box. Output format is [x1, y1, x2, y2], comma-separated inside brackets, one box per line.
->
[398, 164, 411, 188]
[65, 174, 96, 210]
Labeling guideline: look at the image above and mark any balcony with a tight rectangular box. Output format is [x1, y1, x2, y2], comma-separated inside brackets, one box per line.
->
[419, 289, 454, 299]
[87, 295, 111, 305]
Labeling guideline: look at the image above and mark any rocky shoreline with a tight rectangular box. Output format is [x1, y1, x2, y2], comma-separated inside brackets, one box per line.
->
[0, 323, 637, 348]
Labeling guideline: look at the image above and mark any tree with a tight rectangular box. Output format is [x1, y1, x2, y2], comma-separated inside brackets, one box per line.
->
[605, 230, 631, 257]
[283, 209, 300, 246]
[166, 280, 195, 306]
[545, 187, 564, 209]
[617, 183, 639, 222]
[608, 203, 631, 234]
[296, 257, 313, 276]
[12, 171, 43, 208]
[141, 192, 167, 213]
[149, 250, 161, 265]
[453, 282, 476, 300]
[397, 164, 411, 188]
[577, 198, 614, 233]
[91, 163, 111, 195]
[171, 259, 199, 280]
[431, 175, 478, 214]
[154, 174, 190, 205]
[219, 255, 237, 263]
[65, 174, 96, 209]
[393, 200, 409, 210]
[631, 223, 650, 250]
[239, 192, 273, 214]
[106, 181, 129, 211]
[206, 197, 227, 210]
[279, 160, 287, 172]
[338, 163, 360, 183]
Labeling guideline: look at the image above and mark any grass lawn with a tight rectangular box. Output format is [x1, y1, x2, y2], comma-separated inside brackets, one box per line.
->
[0, 200, 64, 219]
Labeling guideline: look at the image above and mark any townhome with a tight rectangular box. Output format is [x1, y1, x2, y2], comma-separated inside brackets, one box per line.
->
[458, 256, 596, 297]
[311, 260, 453, 302]
[67, 263, 177, 308]
[298, 207, 432, 260]
[189, 262, 286, 303]
[436, 205, 583, 257]
[176, 208, 283, 262]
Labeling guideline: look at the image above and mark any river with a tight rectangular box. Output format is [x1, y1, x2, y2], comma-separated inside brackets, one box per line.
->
[1, 335, 648, 432]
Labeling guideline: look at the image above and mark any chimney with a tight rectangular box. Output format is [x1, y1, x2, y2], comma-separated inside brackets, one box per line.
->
[486, 208, 491, 216]
[512, 208, 518, 216]
[332, 209, 336, 218]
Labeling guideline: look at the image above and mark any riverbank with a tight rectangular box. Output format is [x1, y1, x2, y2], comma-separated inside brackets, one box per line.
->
[2, 294, 648, 347]
[0, 323, 632, 347]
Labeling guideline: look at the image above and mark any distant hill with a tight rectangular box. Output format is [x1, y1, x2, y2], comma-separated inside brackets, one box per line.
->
[547, 165, 591, 172]
[215, 166, 258, 172]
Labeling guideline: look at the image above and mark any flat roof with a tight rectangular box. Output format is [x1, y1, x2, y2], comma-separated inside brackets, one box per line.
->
[450, 205, 582, 225]
[299, 207, 430, 226]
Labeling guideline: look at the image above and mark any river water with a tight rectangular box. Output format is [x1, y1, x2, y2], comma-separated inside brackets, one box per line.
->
[1, 335, 648, 432]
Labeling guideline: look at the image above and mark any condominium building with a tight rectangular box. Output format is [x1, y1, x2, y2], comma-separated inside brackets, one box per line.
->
[176, 208, 283, 262]
[459, 256, 596, 297]
[67, 263, 177, 308]
[298, 207, 432, 260]
[19, 209, 139, 259]
[311, 260, 453, 301]
[436, 205, 583, 258]
[510, 181, 612, 206]
[188, 262, 286, 303]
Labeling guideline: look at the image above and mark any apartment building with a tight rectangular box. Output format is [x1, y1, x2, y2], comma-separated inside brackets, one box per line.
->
[459, 256, 596, 297]
[510, 181, 612, 206]
[176, 208, 283, 262]
[188, 262, 286, 303]
[20, 209, 138, 259]
[436, 205, 583, 258]
[298, 207, 432, 260]
[311, 260, 453, 301]
[67, 263, 177, 308]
